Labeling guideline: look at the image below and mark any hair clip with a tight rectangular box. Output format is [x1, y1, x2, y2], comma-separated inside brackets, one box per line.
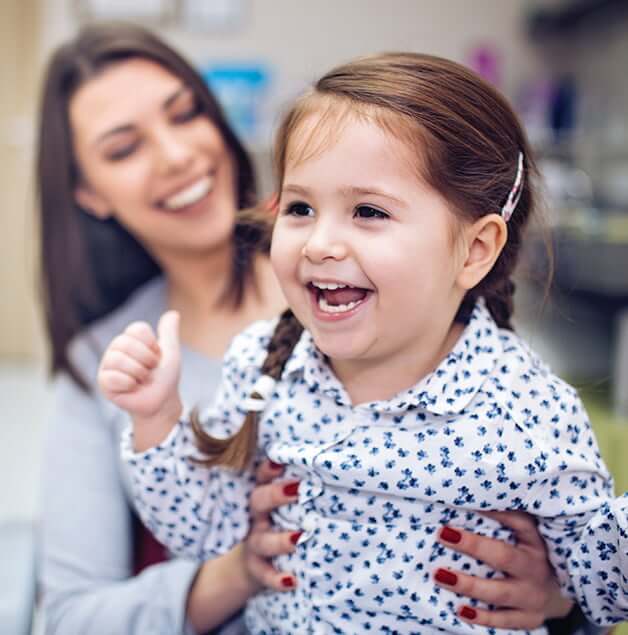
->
[501, 152, 524, 222]
[243, 374, 277, 412]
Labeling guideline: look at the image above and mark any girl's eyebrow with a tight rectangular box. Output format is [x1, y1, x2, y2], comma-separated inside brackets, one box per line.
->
[282, 183, 405, 206]
[94, 84, 190, 147]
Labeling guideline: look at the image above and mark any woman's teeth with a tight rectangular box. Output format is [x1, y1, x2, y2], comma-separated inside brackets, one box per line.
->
[163, 176, 213, 210]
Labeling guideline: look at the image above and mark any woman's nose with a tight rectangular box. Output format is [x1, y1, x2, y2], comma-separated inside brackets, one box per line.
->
[154, 127, 194, 174]
[301, 221, 348, 262]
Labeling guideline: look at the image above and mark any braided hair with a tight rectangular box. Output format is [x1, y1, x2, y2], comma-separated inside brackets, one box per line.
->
[191, 309, 303, 471]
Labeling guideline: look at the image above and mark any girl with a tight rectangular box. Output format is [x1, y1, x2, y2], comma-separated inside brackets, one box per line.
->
[100, 53, 626, 633]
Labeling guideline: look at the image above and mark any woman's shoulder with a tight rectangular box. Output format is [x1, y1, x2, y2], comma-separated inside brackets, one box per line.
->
[68, 276, 166, 379]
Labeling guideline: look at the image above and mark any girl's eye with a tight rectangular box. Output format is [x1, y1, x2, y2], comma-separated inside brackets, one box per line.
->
[355, 205, 388, 219]
[285, 202, 315, 217]
[105, 142, 139, 162]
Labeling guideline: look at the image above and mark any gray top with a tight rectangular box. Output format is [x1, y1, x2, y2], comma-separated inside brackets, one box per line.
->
[39, 276, 240, 634]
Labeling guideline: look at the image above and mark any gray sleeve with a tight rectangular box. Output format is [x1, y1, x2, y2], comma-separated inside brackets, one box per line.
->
[40, 370, 202, 635]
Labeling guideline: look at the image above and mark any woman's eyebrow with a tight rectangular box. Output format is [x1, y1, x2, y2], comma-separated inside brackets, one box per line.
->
[94, 85, 190, 146]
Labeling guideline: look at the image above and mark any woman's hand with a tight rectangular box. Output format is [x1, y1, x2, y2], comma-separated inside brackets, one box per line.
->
[243, 459, 302, 591]
[433, 511, 573, 630]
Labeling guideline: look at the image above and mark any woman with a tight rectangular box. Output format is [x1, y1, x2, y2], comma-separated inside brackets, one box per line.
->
[37, 22, 579, 634]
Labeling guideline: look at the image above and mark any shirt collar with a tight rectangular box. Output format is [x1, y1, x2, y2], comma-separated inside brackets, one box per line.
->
[281, 302, 503, 416]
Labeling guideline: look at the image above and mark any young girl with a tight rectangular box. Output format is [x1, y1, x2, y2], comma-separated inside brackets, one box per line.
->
[100, 53, 627, 633]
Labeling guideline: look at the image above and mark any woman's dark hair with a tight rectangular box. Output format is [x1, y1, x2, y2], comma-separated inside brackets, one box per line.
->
[193, 52, 543, 471]
[37, 22, 258, 388]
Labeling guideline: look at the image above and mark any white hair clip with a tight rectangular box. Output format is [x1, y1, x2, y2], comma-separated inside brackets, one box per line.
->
[501, 152, 524, 222]
[243, 375, 277, 412]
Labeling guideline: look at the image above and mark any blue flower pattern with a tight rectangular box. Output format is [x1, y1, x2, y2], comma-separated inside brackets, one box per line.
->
[122, 304, 627, 633]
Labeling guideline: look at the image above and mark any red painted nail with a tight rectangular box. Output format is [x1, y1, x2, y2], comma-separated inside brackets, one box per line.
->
[290, 531, 303, 545]
[283, 481, 299, 496]
[268, 460, 283, 470]
[460, 606, 477, 620]
[440, 526, 462, 544]
[281, 576, 295, 588]
[435, 568, 458, 586]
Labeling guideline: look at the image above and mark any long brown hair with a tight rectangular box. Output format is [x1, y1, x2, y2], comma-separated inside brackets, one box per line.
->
[194, 52, 541, 470]
[37, 22, 258, 389]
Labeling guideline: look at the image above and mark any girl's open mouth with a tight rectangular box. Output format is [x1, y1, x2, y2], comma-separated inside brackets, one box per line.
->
[308, 281, 371, 316]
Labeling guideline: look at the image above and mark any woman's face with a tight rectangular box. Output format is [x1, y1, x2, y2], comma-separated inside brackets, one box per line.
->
[70, 58, 238, 260]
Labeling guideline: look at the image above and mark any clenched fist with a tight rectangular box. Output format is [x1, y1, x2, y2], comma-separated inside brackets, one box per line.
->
[98, 310, 183, 450]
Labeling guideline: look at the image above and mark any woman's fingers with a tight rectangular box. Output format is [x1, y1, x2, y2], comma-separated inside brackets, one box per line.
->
[481, 510, 546, 549]
[249, 480, 300, 519]
[246, 555, 296, 592]
[247, 527, 301, 559]
[255, 458, 285, 485]
[457, 605, 545, 630]
[434, 568, 546, 613]
[437, 525, 546, 580]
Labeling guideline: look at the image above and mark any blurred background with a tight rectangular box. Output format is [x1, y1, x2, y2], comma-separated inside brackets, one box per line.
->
[1, 0, 627, 631]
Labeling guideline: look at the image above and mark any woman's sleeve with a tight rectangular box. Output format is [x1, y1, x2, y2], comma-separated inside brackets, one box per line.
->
[40, 371, 202, 635]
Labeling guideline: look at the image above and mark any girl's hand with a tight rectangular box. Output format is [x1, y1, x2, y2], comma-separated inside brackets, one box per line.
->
[98, 311, 182, 450]
[243, 459, 302, 592]
[433, 511, 572, 630]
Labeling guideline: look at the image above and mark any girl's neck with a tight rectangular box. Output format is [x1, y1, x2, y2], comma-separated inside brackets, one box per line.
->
[332, 320, 465, 406]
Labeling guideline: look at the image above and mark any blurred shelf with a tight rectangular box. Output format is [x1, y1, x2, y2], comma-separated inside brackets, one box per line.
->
[527, 0, 628, 39]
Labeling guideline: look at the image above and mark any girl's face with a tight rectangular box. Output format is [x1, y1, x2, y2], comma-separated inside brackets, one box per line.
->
[271, 115, 469, 381]
[70, 58, 237, 261]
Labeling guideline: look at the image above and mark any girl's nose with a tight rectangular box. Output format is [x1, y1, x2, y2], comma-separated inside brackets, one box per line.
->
[301, 221, 348, 262]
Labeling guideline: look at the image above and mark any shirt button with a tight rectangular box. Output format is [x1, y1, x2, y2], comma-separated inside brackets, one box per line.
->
[302, 512, 317, 534]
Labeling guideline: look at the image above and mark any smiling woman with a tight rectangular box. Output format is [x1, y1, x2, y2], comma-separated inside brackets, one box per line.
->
[36, 22, 293, 635]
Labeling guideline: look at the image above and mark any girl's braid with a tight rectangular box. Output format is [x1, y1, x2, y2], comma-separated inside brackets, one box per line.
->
[192, 309, 303, 471]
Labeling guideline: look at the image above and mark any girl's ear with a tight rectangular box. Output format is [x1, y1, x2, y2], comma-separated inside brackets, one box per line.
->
[457, 214, 507, 290]
[74, 184, 112, 219]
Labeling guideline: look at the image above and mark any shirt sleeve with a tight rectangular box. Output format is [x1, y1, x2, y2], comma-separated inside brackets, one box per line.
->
[40, 371, 201, 635]
[121, 337, 260, 561]
[522, 395, 627, 626]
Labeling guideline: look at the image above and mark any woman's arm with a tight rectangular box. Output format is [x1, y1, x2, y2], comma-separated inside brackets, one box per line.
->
[40, 372, 201, 634]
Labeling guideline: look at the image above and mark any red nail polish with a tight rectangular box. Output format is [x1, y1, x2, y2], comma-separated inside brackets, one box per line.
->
[435, 568, 458, 586]
[460, 606, 477, 620]
[268, 460, 283, 470]
[281, 576, 295, 588]
[290, 531, 303, 545]
[440, 526, 462, 544]
[283, 481, 299, 496]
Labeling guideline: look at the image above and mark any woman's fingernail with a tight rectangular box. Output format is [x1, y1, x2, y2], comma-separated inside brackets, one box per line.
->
[290, 531, 303, 545]
[268, 460, 283, 470]
[283, 481, 300, 496]
[460, 606, 477, 620]
[281, 576, 295, 588]
[435, 568, 458, 586]
[440, 526, 462, 544]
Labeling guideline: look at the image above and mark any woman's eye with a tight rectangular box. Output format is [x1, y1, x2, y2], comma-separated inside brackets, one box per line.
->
[285, 202, 314, 217]
[105, 142, 139, 162]
[355, 205, 388, 219]
[172, 99, 202, 124]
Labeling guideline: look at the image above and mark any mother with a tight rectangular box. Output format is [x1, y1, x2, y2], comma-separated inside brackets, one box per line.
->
[37, 22, 577, 634]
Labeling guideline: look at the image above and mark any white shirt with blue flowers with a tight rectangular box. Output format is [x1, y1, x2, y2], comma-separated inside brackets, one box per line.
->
[122, 304, 627, 634]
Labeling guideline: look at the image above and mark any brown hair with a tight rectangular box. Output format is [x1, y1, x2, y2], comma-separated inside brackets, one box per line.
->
[193, 52, 541, 470]
[37, 22, 259, 389]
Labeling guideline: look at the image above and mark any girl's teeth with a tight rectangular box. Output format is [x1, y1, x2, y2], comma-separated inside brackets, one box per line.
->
[313, 282, 347, 290]
[163, 176, 213, 210]
[318, 295, 362, 314]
